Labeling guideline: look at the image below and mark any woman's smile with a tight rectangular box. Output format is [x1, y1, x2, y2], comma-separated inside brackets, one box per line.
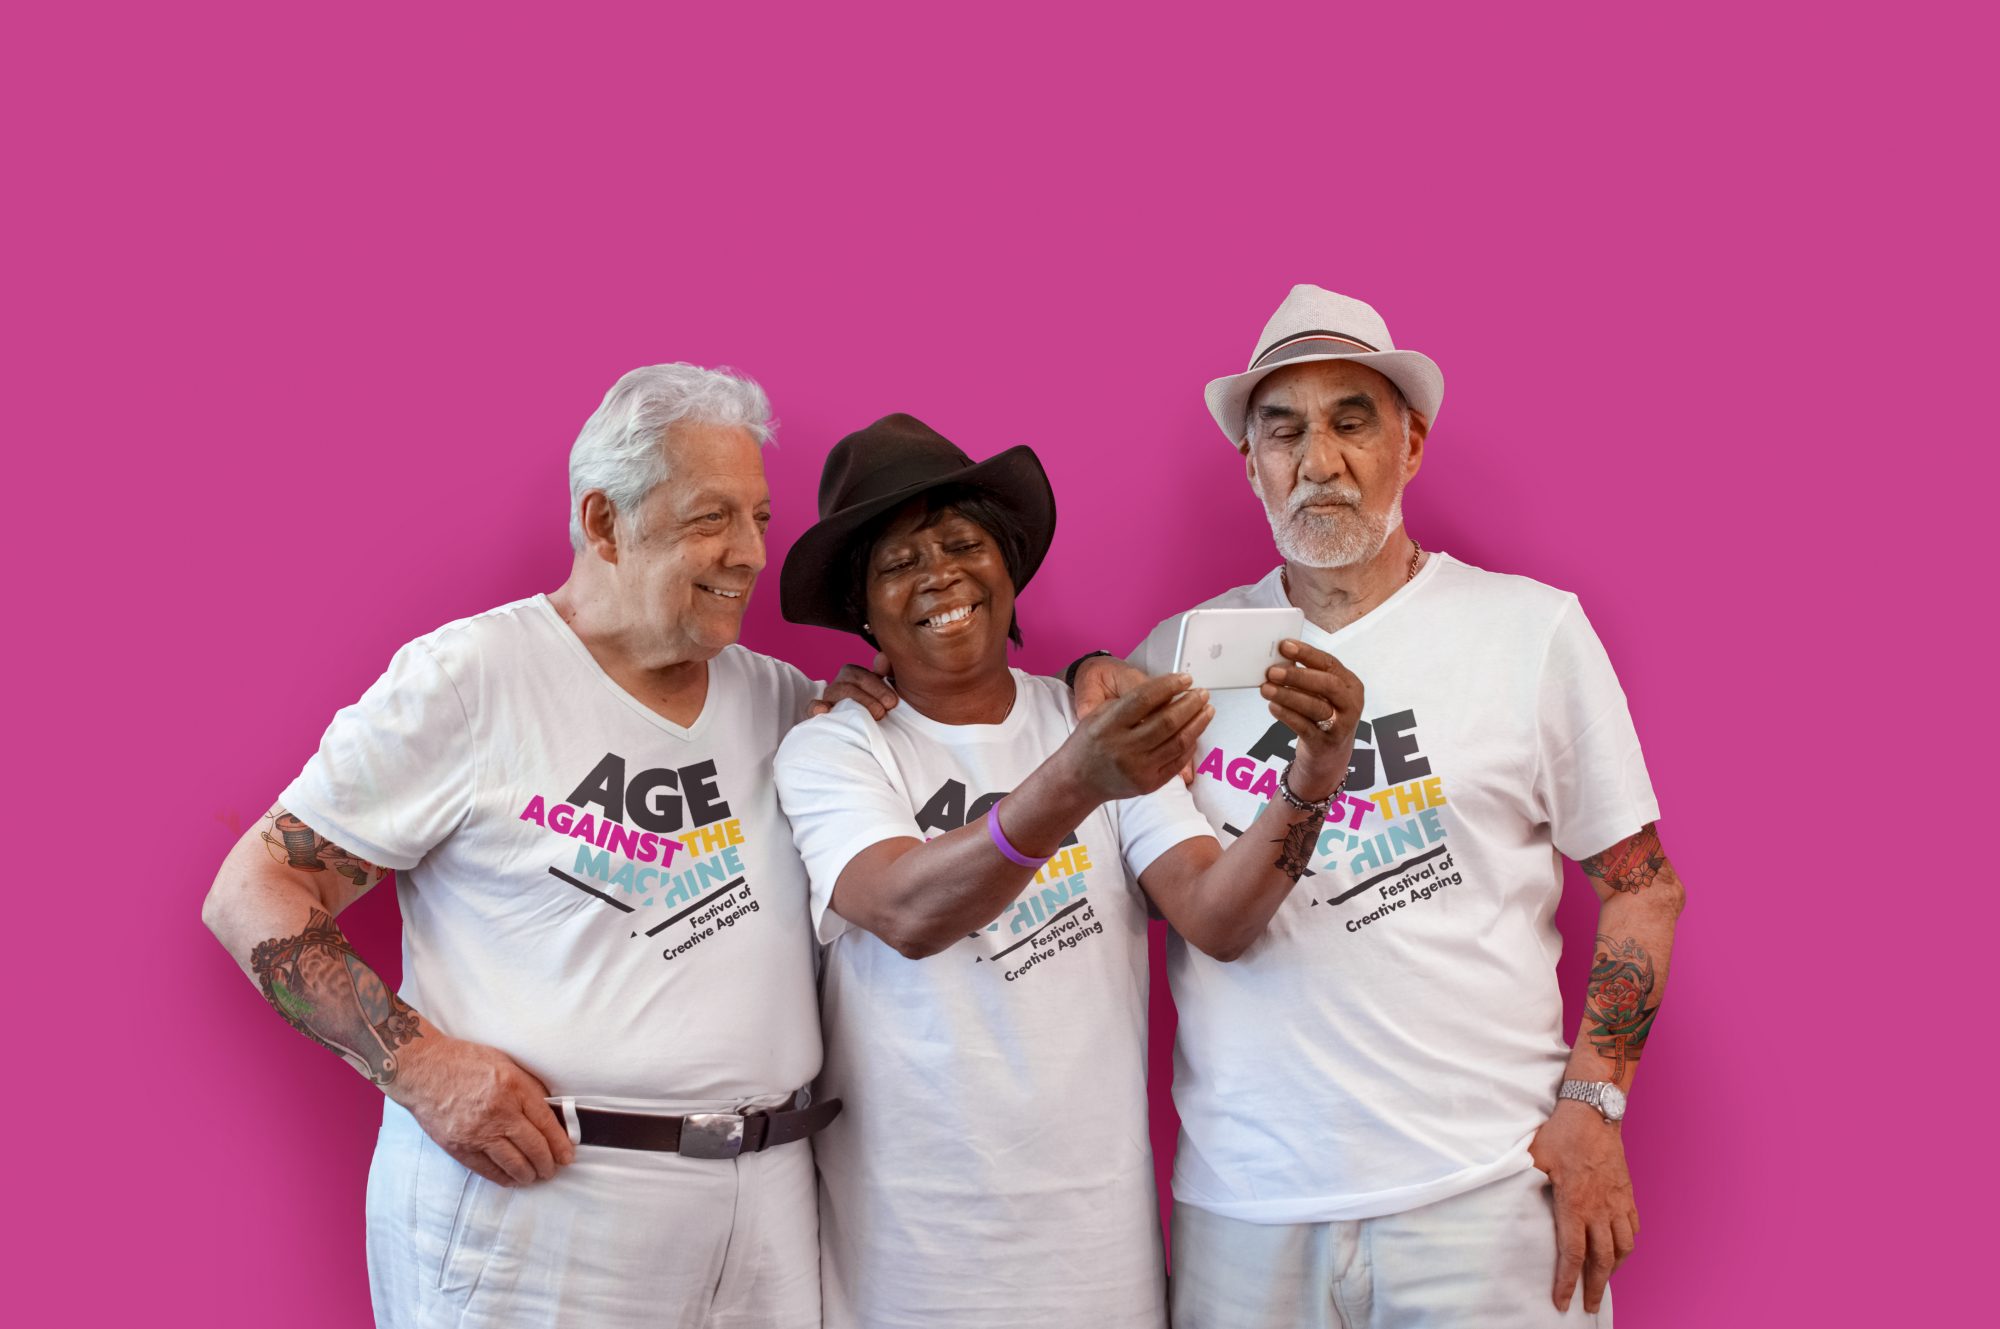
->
[916, 601, 981, 634]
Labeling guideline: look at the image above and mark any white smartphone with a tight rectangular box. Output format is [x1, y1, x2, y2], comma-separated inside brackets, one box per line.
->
[1169, 606, 1307, 690]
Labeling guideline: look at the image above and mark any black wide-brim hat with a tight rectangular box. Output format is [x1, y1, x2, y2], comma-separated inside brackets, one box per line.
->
[779, 413, 1057, 634]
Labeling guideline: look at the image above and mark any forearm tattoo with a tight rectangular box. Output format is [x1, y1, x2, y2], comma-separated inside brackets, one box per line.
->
[1273, 809, 1328, 881]
[1582, 824, 1668, 894]
[250, 908, 421, 1084]
[258, 807, 381, 888]
[1584, 934, 1660, 1085]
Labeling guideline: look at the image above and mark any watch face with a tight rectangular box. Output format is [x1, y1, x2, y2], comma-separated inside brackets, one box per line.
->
[1600, 1084, 1628, 1119]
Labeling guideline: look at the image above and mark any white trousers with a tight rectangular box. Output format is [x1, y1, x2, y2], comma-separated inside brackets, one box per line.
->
[1170, 1166, 1609, 1329]
[366, 1099, 821, 1329]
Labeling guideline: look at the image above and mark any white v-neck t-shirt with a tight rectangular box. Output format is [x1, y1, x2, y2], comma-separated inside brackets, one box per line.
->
[281, 595, 823, 1106]
[774, 670, 1214, 1329]
[1132, 554, 1659, 1222]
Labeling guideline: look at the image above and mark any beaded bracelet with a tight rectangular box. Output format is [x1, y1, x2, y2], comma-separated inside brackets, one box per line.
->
[1278, 762, 1341, 817]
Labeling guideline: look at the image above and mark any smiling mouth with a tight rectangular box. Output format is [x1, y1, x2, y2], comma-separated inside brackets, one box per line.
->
[698, 584, 746, 600]
[918, 603, 978, 630]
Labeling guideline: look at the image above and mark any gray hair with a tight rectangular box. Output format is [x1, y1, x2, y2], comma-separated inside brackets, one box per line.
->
[567, 363, 776, 551]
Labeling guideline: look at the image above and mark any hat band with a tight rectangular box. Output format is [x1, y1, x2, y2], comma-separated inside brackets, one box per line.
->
[1250, 329, 1382, 371]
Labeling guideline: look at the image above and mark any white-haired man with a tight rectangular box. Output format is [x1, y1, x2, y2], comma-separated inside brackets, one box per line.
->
[203, 364, 887, 1328]
[1071, 286, 1689, 1326]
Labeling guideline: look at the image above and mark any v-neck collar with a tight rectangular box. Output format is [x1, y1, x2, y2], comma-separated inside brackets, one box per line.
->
[532, 594, 718, 742]
[1262, 550, 1449, 651]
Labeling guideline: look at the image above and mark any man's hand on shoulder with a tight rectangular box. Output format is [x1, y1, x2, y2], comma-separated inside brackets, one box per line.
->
[388, 1033, 576, 1187]
[810, 653, 898, 720]
[1529, 1100, 1637, 1315]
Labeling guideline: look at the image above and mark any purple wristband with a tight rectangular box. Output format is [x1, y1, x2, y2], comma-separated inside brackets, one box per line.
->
[986, 802, 1049, 869]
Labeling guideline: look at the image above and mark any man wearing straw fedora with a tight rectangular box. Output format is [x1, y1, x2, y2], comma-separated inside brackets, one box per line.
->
[1071, 285, 1691, 1325]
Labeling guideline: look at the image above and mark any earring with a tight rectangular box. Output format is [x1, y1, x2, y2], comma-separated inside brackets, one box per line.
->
[863, 622, 871, 632]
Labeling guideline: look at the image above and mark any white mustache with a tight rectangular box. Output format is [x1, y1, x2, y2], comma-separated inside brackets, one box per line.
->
[1287, 482, 1364, 515]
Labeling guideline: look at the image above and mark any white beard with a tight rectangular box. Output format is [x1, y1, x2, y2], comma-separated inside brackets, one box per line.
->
[1252, 466, 1406, 569]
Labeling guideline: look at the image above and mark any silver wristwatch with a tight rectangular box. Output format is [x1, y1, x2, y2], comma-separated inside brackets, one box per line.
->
[1558, 1079, 1628, 1123]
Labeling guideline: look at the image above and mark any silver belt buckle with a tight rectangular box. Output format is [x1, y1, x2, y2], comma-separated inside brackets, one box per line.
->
[679, 1112, 746, 1159]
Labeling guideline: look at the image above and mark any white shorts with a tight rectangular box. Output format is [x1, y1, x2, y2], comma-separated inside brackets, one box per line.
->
[366, 1099, 821, 1329]
[1171, 1165, 1609, 1328]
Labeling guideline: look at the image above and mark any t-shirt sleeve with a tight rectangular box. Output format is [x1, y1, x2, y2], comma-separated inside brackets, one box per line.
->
[1128, 617, 1180, 675]
[773, 709, 925, 943]
[1115, 775, 1219, 880]
[777, 660, 823, 729]
[278, 640, 476, 872]
[1532, 599, 1661, 861]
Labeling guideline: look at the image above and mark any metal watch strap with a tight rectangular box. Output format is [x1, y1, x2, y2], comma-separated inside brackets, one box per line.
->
[1558, 1079, 1624, 1121]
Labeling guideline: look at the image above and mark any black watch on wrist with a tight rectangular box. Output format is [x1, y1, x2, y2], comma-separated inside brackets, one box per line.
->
[1063, 650, 1113, 690]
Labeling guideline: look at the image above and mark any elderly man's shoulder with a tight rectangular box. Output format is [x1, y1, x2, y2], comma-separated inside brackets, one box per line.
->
[426, 594, 553, 640]
[711, 643, 817, 707]
[1424, 554, 1585, 627]
[374, 595, 560, 683]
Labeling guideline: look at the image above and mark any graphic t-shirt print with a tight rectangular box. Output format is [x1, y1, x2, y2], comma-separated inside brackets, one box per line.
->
[908, 776, 1110, 981]
[1199, 706, 1462, 933]
[518, 750, 765, 960]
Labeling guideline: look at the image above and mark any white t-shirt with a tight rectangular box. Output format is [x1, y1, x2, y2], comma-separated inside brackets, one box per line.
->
[773, 670, 1214, 1329]
[281, 595, 823, 1106]
[1132, 554, 1659, 1223]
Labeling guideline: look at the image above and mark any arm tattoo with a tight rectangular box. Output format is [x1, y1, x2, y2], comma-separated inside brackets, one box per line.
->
[1582, 823, 1667, 894]
[249, 908, 421, 1085]
[1273, 809, 1327, 882]
[259, 807, 381, 888]
[1584, 934, 1660, 1085]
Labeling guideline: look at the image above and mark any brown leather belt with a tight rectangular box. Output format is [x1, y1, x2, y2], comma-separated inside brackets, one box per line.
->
[571, 1097, 842, 1158]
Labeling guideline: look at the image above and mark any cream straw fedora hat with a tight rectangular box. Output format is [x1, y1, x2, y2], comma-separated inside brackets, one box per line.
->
[1204, 285, 1444, 449]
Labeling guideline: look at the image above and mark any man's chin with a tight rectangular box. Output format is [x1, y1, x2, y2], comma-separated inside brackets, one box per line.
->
[677, 606, 749, 657]
[1274, 524, 1378, 570]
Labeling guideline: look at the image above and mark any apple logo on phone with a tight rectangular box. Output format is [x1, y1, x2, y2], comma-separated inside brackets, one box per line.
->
[1208, 643, 1223, 659]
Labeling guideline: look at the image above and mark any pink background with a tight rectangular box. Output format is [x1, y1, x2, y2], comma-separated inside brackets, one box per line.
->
[7, 3, 1985, 1324]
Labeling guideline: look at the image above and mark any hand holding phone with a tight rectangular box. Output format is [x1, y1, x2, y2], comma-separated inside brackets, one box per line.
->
[1170, 607, 1309, 690]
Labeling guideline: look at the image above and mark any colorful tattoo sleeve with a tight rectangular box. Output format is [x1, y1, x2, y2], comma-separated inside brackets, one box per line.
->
[1584, 934, 1660, 1085]
[249, 907, 421, 1084]
[1581, 824, 1668, 895]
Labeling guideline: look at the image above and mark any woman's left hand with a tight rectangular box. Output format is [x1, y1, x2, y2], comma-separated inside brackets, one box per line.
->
[1260, 640, 1363, 803]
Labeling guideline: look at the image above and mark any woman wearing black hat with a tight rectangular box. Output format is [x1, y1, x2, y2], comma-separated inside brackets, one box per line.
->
[772, 414, 1361, 1328]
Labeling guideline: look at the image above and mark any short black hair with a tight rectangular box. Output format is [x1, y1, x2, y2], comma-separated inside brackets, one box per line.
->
[841, 484, 1030, 649]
